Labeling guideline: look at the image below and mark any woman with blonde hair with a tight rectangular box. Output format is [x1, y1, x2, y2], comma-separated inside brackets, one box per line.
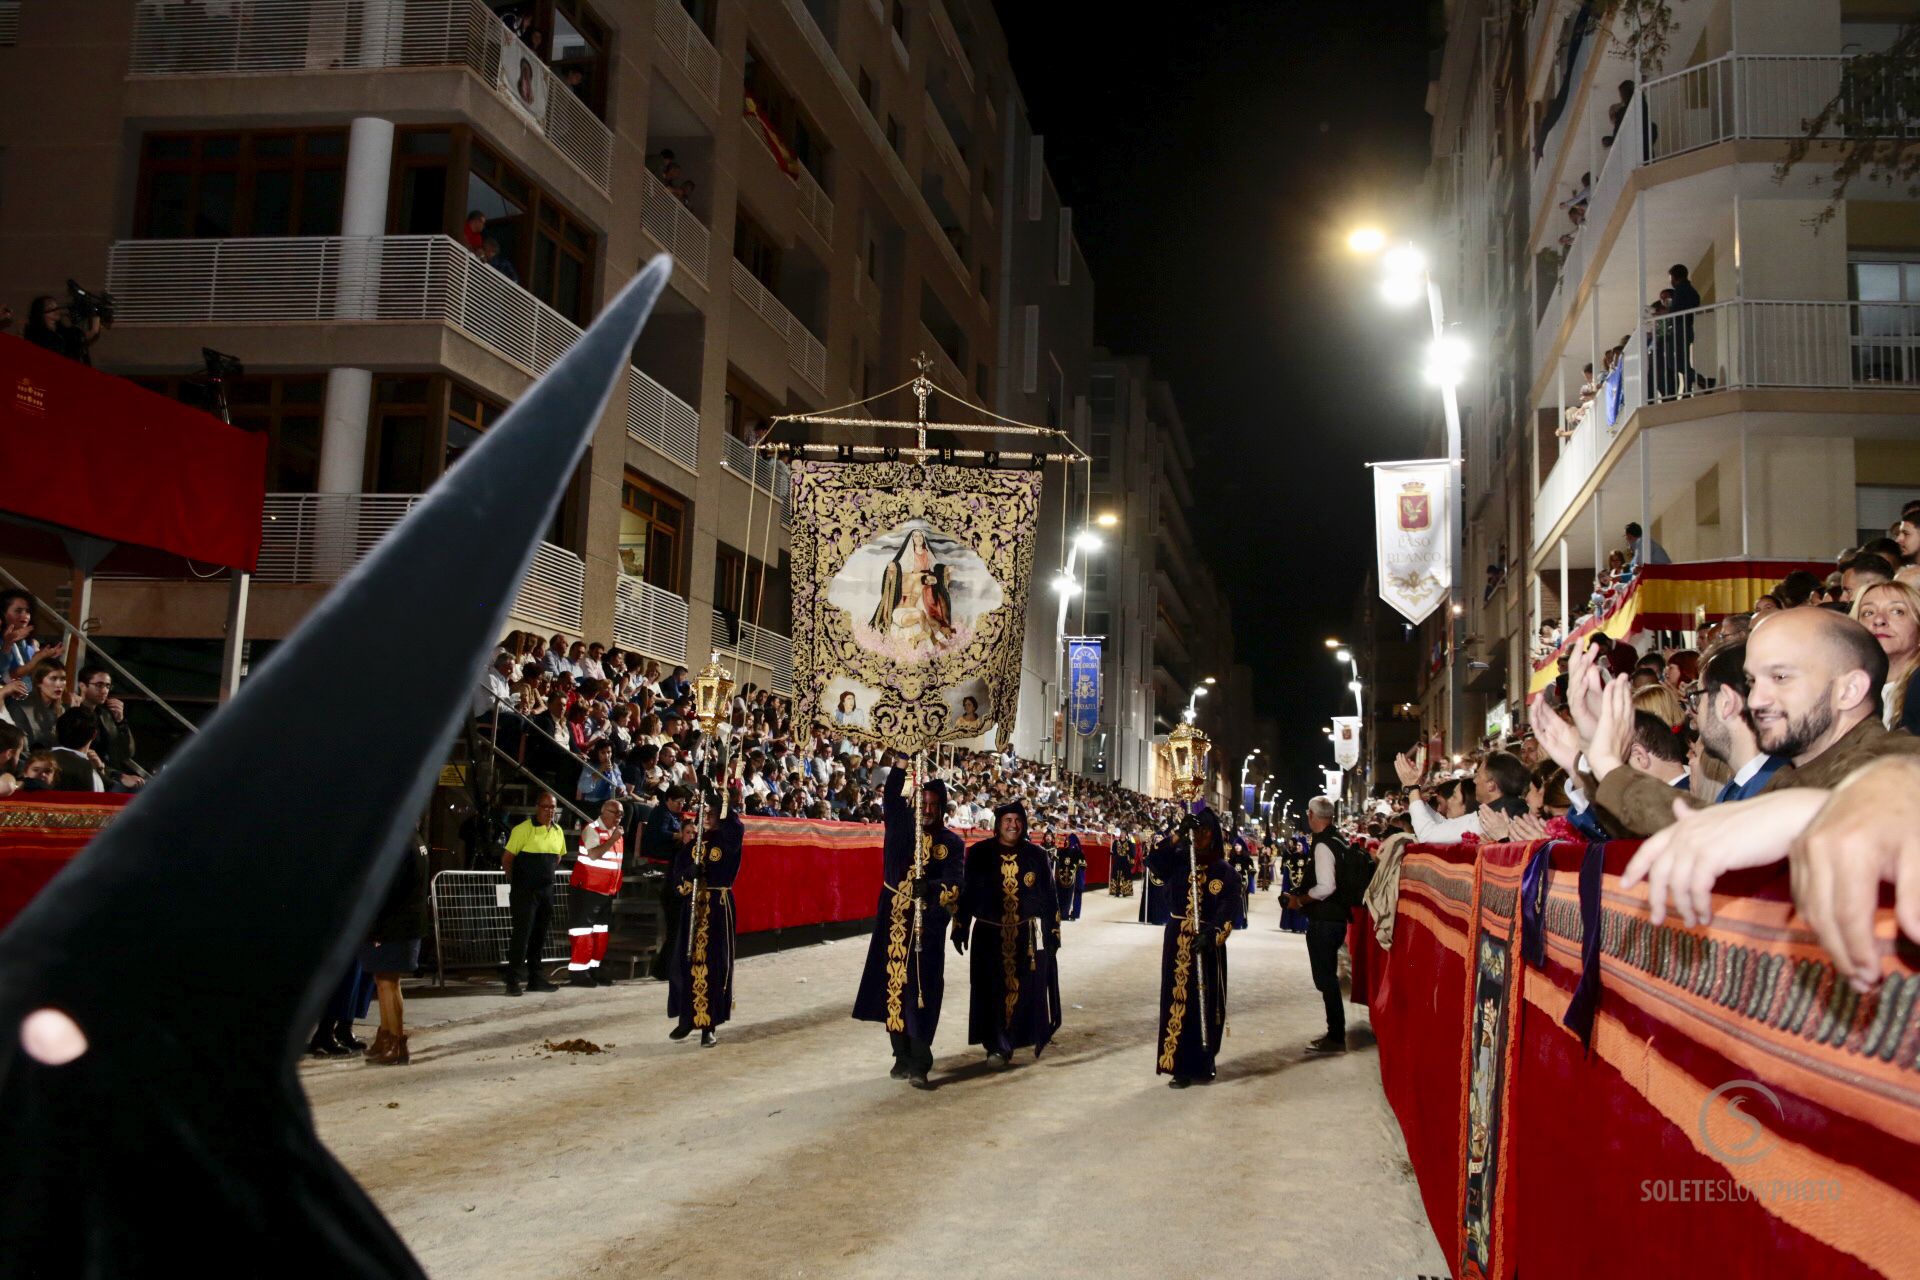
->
[1631, 682, 1685, 728]
[1852, 579, 1920, 734]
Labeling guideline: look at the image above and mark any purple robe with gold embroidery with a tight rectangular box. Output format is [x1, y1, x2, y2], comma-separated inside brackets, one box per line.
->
[953, 803, 1061, 1056]
[667, 810, 742, 1031]
[1147, 836, 1239, 1079]
[852, 768, 965, 1043]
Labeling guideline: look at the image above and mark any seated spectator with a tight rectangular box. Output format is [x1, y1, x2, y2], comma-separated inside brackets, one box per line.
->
[23, 295, 101, 366]
[1852, 579, 1920, 734]
[562, 65, 589, 100]
[51, 708, 106, 792]
[577, 740, 625, 806]
[0, 721, 23, 797]
[579, 642, 607, 682]
[481, 236, 519, 285]
[2, 589, 38, 680]
[565, 702, 592, 755]
[13, 658, 68, 753]
[542, 632, 575, 678]
[658, 664, 691, 700]
[74, 664, 142, 789]
[17, 750, 59, 790]
[475, 651, 516, 719]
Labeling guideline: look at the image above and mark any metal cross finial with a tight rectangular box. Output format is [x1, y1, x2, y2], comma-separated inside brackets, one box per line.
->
[910, 351, 934, 454]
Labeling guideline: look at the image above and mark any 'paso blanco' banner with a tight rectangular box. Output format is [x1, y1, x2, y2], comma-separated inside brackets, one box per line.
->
[1373, 460, 1450, 625]
[1332, 716, 1361, 770]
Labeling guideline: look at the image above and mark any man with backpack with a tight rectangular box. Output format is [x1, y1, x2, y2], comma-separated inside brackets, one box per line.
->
[1286, 796, 1373, 1054]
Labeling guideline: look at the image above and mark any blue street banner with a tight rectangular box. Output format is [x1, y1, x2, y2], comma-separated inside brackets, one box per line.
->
[1242, 783, 1257, 813]
[1067, 637, 1102, 735]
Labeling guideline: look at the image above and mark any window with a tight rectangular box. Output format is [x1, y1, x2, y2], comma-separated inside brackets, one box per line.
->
[134, 374, 325, 493]
[715, 545, 790, 633]
[858, 69, 877, 116]
[745, 45, 830, 176]
[620, 470, 687, 594]
[733, 207, 782, 291]
[977, 260, 992, 304]
[1056, 207, 1073, 284]
[886, 114, 903, 156]
[368, 377, 435, 495]
[724, 375, 779, 445]
[469, 141, 594, 321]
[136, 130, 346, 239]
[446, 383, 507, 473]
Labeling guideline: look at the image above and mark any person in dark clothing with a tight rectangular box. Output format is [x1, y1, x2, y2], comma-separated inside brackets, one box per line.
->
[1147, 807, 1239, 1087]
[951, 800, 1062, 1067]
[362, 829, 429, 1065]
[1668, 263, 1711, 393]
[667, 786, 743, 1047]
[643, 786, 694, 980]
[22, 295, 100, 366]
[1288, 797, 1354, 1054]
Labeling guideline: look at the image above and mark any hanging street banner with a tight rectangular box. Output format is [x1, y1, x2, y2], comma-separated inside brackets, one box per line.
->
[1332, 716, 1362, 770]
[1067, 636, 1102, 736]
[1322, 769, 1345, 801]
[1373, 459, 1451, 625]
[789, 460, 1041, 754]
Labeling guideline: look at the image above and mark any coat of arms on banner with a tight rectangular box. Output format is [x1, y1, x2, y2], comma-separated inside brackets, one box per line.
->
[790, 461, 1040, 753]
[1398, 482, 1431, 531]
[1374, 460, 1452, 625]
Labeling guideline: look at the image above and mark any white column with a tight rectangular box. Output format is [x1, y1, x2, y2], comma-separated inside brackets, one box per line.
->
[317, 117, 395, 496]
[1559, 539, 1570, 633]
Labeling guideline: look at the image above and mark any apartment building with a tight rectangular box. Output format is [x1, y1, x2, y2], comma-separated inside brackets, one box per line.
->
[1419, 0, 1920, 749]
[0, 0, 1089, 719]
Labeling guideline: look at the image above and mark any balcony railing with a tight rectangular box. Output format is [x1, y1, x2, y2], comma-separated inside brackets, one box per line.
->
[104, 234, 699, 472]
[0, 2, 18, 46]
[615, 574, 689, 666]
[640, 168, 709, 288]
[710, 608, 793, 695]
[722, 434, 794, 525]
[928, 0, 975, 91]
[250, 491, 582, 630]
[1534, 296, 1920, 545]
[925, 92, 969, 185]
[1645, 53, 1920, 164]
[654, 0, 720, 108]
[126, 0, 612, 195]
[730, 258, 827, 394]
[739, 116, 837, 246]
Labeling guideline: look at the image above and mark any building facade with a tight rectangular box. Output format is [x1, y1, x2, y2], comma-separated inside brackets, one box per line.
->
[0, 0, 1089, 720]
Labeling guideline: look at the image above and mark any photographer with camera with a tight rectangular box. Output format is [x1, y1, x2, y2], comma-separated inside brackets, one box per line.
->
[23, 284, 109, 367]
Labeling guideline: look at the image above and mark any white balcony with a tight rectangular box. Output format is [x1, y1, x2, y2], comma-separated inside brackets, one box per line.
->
[639, 169, 709, 289]
[104, 234, 699, 472]
[928, 0, 974, 91]
[126, 0, 612, 196]
[925, 92, 969, 187]
[730, 258, 827, 395]
[710, 608, 793, 695]
[722, 434, 793, 526]
[654, 0, 720, 108]
[0, 2, 18, 46]
[1638, 54, 1912, 164]
[739, 116, 836, 247]
[250, 491, 582, 630]
[615, 574, 689, 666]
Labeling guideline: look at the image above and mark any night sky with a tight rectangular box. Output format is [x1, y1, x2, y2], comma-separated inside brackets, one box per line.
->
[994, 0, 1437, 796]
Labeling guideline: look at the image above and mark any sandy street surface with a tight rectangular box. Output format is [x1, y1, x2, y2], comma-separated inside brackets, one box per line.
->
[305, 889, 1448, 1279]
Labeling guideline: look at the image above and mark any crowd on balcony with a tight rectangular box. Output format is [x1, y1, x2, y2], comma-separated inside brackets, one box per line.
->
[476, 627, 1189, 844]
[649, 150, 698, 206]
[4, 292, 107, 366]
[0, 591, 146, 797]
[1367, 511, 1920, 985]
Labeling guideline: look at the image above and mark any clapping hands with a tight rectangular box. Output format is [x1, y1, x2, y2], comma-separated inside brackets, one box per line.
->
[1393, 745, 1428, 788]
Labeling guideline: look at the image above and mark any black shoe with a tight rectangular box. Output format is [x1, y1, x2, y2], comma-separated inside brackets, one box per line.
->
[700, 1028, 717, 1048]
[1305, 1034, 1347, 1055]
[1168, 1076, 1192, 1089]
[306, 1032, 350, 1059]
[568, 970, 597, 989]
[502, 975, 524, 997]
[594, 968, 616, 987]
[889, 1060, 910, 1080]
[331, 1022, 366, 1054]
[526, 975, 559, 993]
[908, 1071, 933, 1090]
[985, 1052, 1009, 1070]
[669, 1024, 693, 1041]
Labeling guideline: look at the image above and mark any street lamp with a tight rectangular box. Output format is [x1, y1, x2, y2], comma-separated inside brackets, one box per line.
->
[1350, 228, 1469, 756]
[1238, 749, 1261, 821]
[1184, 683, 1210, 724]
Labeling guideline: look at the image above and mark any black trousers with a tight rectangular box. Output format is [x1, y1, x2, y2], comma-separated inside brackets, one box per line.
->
[648, 869, 678, 981]
[889, 1030, 932, 1074]
[1305, 919, 1347, 1041]
[505, 856, 556, 980]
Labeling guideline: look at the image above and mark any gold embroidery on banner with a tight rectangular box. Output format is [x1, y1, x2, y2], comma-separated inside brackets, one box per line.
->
[1208, 878, 1223, 896]
[0, 808, 119, 830]
[690, 885, 713, 1028]
[883, 880, 912, 1032]
[1160, 930, 1194, 1072]
[1000, 853, 1021, 1028]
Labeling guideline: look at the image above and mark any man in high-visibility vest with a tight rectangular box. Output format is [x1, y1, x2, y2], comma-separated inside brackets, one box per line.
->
[502, 792, 566, 997]
[566, 797, 625, 988]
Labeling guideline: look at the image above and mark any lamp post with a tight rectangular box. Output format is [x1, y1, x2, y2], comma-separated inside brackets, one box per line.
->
[1350, 229, 1469, 757]
[1052, 526, 1106, 777]
[1238, 748, 1260, 825]
[1184, 675, 1215, 725]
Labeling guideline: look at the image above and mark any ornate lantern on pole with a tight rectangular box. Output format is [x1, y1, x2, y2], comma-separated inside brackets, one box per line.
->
[1165, 720, 1212, 804]
[693, 650, 734, 736]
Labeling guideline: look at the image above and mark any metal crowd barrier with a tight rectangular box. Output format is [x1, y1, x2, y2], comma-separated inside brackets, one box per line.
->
[429, 868, 574, 985]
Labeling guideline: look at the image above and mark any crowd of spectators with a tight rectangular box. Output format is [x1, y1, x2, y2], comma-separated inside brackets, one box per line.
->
[1360, 518, 1920, 988]
[649, 149, 698, 207]
[0, 590, 146, 796]
[475, 626, 1187, 844]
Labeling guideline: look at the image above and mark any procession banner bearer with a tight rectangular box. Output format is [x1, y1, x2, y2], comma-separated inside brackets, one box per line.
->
[566, 798, 625, 988]
[1057, 827, 1086, 921]
[667, 784, 742, 1047]
[952, 800, 1061, 1068]
[1226, 829, 1255, 931]
[1147, 807, 1239, 1088]
[852, 755, 965, 1088]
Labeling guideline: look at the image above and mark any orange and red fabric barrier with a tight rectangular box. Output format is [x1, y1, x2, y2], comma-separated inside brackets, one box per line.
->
[1369, 838, 1919, 1279]
[0, 792, 133, 928]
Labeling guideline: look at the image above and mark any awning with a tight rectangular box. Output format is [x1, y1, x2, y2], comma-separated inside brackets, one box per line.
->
[0, 335, 266, 572]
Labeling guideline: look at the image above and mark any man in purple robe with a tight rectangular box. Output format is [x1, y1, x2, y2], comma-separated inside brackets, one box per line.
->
[1147, 807, 1239, 1087]
[667, 785, 742, 1048]
[852, 756, 966, 1089]
[952, 800, 1062, 1067]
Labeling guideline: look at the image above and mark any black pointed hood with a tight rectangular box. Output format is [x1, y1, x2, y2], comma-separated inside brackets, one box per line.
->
[0, 258, 674, 1276]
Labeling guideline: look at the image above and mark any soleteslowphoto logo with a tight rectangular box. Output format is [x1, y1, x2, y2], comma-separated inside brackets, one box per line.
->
[1639, 1078, 1844, 1204]
[1699, 1079, 1781, 1166]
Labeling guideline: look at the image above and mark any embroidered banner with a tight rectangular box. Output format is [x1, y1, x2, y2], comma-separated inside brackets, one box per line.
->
[496, 27, 549, 124]
[1374, 459, 1451, 625]
[1322, 768, 1345, 801]
[1333, 715, 1362, 770]
[1068, 636, 1102, 736]
[789, 461, 1041, 754]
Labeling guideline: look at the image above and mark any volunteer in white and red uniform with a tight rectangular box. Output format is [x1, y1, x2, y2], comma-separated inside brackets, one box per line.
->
[567, 797, 626, 988]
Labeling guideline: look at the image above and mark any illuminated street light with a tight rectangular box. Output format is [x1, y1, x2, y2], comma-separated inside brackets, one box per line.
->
[1346, 226, 1386, 255]
[1349, 680, 1363, 693]
[1424, 334, 1470, 387]
[1074, 530, 1103, 553]
[1203, 675, 1217, 685]
[1323, 637, 1342, 649]
[1335, 648, 1352, 664]
[1094, 511, 1119, 528]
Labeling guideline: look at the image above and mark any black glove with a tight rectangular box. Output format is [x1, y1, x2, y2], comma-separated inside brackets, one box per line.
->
[1177, 814, 1197, 836]
[951, 929, 968, 956]
[911, 878, 935, 903]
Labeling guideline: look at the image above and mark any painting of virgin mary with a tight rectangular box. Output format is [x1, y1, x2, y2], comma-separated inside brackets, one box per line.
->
[829, 520, 1003, 664]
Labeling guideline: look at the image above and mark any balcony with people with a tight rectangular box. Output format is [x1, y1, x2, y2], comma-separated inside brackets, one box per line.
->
[125, 0, 616, 199]
[642, 80, 716, 292]
[741, 47, 836, 253]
